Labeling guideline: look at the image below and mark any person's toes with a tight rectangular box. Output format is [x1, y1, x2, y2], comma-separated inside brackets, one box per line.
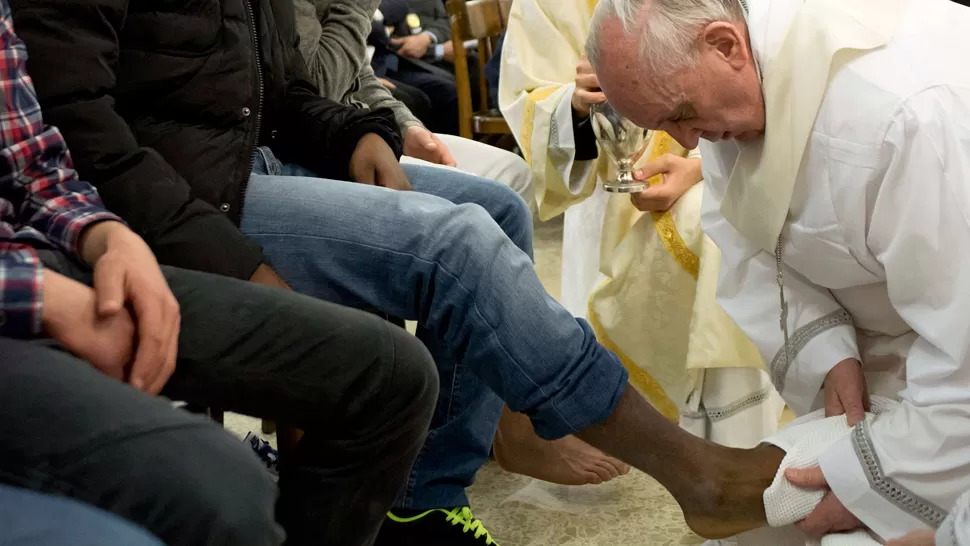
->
[593, 459, 620, 480]
[585, 461, 614, 482]
[606, 456, 631, 476]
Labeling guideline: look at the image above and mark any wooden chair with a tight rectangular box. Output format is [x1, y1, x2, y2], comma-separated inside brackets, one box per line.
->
[445, 0, 511, 139]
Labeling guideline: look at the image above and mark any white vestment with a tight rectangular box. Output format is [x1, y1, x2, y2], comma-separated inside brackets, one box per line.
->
[500, 0, 784, 445]
[701, 0, 970, 540]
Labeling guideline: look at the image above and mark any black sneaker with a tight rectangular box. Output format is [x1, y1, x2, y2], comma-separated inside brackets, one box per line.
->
[374, 507, 500, 545]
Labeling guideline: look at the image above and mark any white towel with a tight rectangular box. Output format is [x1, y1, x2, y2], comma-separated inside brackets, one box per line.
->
[937, 489, 970, 546]
[711, 397, 900, 546]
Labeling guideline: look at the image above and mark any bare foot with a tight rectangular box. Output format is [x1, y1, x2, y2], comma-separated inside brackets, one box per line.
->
[492, 407, 631, 485]
[675, 444, 785, 539]
[576, 387, 785, 540]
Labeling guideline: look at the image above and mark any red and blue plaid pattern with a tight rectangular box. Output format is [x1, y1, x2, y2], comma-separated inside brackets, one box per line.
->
[0, 0, 121, 338]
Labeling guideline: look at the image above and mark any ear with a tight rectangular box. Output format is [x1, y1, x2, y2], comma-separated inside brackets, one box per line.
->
[700, 22, 748, 70]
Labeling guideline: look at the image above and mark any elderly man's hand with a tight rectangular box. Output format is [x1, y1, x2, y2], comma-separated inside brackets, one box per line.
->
[629, 154, 702, 212]
[786, 466, 864, 539]
[571, 57, 606, 118]
[824, 358, 870, 426]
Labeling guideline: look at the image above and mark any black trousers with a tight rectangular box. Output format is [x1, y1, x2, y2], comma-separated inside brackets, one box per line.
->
[385, 54, 481, 135]
[0, 251, 438, 546]
[386, 78, 434, 129]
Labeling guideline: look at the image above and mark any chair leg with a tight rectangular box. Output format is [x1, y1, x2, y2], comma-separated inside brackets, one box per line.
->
[261, 420, 277, 435]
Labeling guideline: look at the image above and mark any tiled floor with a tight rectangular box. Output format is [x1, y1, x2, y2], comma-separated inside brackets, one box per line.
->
[224, 216, 700, 546]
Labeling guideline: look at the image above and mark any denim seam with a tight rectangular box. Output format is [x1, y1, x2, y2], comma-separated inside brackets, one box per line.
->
[241, 231, 590, 434]
[447, 360, 462, 421]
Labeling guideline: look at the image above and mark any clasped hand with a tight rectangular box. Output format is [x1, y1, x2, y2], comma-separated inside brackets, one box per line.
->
[784, 358, 870, 539]
[42, 222, 180, 395]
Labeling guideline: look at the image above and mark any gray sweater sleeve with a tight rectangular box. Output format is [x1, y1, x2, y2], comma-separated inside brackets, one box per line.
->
[294, 0, 375, 101]
[353, 65, 424, 131]
[294, 0, 422, 133]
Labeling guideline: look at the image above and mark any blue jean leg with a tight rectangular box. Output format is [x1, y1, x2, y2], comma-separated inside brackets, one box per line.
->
[243, 149, 627, 508]
[0, 485, 163, 546]
[402, 162, 531, 509]
[257, 156, 519, 507]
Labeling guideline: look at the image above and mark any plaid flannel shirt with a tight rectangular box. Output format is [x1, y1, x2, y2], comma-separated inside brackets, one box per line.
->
[0, 0, 121, 338]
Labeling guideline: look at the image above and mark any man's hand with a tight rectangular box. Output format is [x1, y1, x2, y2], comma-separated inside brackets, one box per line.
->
[629, 154, 702, 212]
[79, 221, 180, 395]
[824, 358, 870, 426]
[886, 530, 936, 546]
[249, 263, 290, 291]
[41, 269, 135, 382]
[378, 77, 398, 89]
[404, 126, 457, 166]
[786, 466, 864, 539]
[442, 41, 455, 62]
[391, 34, 433, 59]
[349, 133, 412, 191]
[571, 56, 607, 118]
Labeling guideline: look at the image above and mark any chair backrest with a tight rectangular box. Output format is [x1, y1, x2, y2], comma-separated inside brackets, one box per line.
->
[445, 0, 510, 138]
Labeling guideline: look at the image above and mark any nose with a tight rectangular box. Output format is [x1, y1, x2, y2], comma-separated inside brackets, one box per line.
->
[667, 126, 701, 149]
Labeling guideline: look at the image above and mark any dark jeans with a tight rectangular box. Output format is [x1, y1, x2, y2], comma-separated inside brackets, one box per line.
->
[387, 65, 461, 134]
[0, 251, 438, 546]
[0, 484, 163, 546]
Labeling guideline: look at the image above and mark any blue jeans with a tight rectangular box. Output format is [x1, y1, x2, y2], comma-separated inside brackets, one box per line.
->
[243, 148, 628, 508]
[0, 485, 162, 546]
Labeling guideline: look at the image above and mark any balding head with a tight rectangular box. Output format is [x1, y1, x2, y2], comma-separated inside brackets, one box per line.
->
[585, 0, 765, 149]
[587, 0, 745, 76]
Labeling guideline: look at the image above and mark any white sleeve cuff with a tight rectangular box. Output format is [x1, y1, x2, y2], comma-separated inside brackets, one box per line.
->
[781, 323, 860, 415]
[550, 82, 595, 194]
[819, 431, 930, 542]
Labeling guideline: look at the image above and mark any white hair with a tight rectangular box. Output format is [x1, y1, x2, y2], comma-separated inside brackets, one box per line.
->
[586, 0, 745, 76]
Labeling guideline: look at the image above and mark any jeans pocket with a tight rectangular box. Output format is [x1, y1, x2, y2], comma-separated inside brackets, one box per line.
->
[252, 147, 284, 176]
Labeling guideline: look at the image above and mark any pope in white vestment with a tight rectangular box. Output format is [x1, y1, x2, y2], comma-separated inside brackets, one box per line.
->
[499, 0, 785, 448]
[588, 0, 970, 542]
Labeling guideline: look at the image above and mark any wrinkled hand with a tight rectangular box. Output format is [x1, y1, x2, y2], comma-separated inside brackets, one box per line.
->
[886, 530, 936, 546]
[786, 466, 864, 539]
[629, 154, 702, 212]
[391, 34, 433, 59]
[77, 221, 180, 394]
[571, 56, 606, 118]
[41, 268, 136, 382]
[349, 133, 412, 191]
[404, 126, 457, 166]
[824, 358, 870, 426]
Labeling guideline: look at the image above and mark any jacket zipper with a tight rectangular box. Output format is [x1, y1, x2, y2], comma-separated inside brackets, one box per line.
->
[245, 0, 264, 176]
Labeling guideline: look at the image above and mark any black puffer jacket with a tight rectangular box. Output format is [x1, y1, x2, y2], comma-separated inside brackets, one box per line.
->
[11, 0, 402, 280]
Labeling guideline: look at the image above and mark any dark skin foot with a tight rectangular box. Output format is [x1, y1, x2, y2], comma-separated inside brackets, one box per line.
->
[576, 385, 784, 539]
